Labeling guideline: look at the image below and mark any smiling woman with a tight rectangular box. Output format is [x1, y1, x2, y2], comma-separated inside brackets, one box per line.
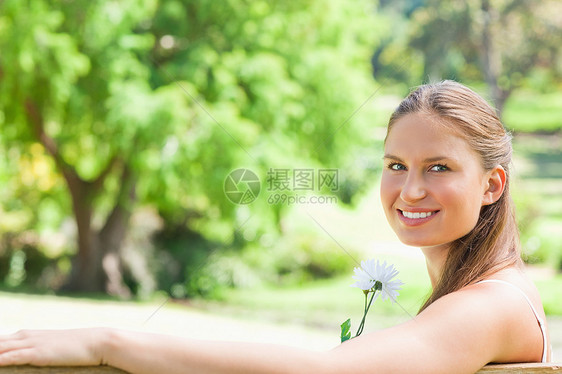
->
[0, 81, 553, 373]
[382, 82, 520, 314]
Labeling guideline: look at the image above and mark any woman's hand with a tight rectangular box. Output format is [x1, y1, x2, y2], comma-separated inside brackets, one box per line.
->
[0, 328, 107, 367]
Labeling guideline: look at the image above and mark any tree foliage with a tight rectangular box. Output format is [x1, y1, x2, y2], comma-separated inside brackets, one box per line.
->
[374, 0, 562, 114]
[0, 0, 381, 295]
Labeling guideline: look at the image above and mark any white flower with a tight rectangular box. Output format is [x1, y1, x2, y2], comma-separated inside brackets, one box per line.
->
[350, 259, 404, 303]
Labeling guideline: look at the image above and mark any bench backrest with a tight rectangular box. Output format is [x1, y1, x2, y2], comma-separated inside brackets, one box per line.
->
[477, 363, 562, 373]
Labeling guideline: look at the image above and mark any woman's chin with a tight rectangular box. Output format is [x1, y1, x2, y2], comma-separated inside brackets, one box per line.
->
[394, 235, 442, 248]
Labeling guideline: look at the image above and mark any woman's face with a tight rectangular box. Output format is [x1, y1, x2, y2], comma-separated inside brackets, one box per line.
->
[380, 113, 490, 250]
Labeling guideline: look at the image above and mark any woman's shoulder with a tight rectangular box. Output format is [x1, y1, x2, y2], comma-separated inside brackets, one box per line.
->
[466, 266, 545, 326]
[423, 266, 546, 363]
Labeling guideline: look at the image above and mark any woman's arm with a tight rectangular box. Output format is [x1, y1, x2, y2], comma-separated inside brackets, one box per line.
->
[102, 329, 332, 374]
[0, 283, 534, 374]
[0, 328, 333, 374]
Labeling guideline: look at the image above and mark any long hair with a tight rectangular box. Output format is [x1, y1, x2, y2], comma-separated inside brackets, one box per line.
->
[385, 81, 522, 313]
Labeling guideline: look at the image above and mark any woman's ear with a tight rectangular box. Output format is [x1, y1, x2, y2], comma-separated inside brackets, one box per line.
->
[482, 165, 506, 206]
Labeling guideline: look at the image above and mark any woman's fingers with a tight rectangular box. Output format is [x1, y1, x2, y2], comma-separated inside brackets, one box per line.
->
[0, 341, 28, 355]
[0, 332, 29, 353]
[0, 329, 104, 367]
[0, 345, 35, 366]
[0, 329, 38, 345]
[0, 331, 44, 366]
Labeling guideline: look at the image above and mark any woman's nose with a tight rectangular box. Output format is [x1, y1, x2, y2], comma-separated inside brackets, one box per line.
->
[399, 172, 427, 203]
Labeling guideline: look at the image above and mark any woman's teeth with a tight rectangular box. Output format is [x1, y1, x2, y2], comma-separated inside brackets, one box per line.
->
[401, 210, 435, 219]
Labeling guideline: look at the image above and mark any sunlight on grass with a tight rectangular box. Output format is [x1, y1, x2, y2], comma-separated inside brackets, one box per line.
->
[536, 275, 562, 315]
[196, 251, 431, 335]
[504, 91, 562, 132]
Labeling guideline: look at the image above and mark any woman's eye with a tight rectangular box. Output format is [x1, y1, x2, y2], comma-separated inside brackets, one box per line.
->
[388, 163, 406, 171]
[430, 164, 448, 172]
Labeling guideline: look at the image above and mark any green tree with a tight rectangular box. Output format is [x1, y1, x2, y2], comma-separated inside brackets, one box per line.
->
[408, 0, 562, 114]
[0, 0, 380, 295]
[371, 0, 562, 114]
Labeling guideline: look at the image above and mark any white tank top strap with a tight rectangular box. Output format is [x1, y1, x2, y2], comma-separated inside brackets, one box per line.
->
[476, 279, 548, 363]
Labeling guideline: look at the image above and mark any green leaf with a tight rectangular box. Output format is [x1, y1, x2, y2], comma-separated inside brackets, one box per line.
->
[340, 318, 351, 343]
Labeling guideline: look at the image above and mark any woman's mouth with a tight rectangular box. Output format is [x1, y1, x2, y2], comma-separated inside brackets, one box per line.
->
[397, 209, 439, 226]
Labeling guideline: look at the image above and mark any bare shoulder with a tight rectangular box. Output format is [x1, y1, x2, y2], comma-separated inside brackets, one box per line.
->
[469, 268, 547, 361]
[416, 267, 545, 363]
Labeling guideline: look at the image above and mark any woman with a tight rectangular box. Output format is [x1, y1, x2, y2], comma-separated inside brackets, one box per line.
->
[0, 81, 551, 373]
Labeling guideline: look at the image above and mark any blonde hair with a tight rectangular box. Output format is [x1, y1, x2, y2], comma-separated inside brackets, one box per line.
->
[385, 81, 522, 313]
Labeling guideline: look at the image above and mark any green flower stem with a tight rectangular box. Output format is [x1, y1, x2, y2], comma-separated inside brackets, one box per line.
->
[356, 292, 368, 336]
[355, 290, 377, 337]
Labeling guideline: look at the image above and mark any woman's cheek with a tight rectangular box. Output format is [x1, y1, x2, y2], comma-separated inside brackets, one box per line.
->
[379, 174, 395, 208]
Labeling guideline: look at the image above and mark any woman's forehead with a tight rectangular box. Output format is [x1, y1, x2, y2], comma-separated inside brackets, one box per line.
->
[384, 113, 475, 159]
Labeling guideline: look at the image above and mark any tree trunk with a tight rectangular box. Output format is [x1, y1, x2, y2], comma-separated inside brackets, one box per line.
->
[96, 166, 136, 297]
[25, 98, 134, 296]
[63, 176, 104, 292]
[480, 0, 511, 118]
[63, 165, 135, 297]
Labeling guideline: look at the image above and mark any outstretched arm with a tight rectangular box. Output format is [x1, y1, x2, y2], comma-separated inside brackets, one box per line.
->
[0, 328, 333, 374]
[0, 282, 536, 374]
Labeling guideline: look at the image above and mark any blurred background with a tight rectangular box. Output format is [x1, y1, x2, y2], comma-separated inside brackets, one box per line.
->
[0, 0, 561, 354]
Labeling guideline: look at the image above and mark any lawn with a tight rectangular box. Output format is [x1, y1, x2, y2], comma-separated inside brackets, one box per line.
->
[201, 261, 562, 325]
[512, 132, 562, 268]
[194, 252, 431, 332]
[504, 90, 562, 133]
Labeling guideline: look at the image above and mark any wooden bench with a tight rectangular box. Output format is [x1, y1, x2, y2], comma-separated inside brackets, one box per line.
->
[0, 363, 560, 373]
[477, 363, 562, 373]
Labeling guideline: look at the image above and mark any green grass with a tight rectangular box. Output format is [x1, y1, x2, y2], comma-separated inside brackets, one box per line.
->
[513, 135, 562, 180]
[511, 129, 562, 270]
[197, 259, 562, 330]
[536, 274, 562, 315]
[504, 90, 562, 133]
[193, 254, 431, 330]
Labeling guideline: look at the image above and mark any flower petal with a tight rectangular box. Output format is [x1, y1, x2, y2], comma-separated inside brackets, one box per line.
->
[351, 259, 403, 301]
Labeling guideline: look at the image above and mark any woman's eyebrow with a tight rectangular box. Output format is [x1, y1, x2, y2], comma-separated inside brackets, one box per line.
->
[423, 156, 453, 163]
[382, 154, 454, 163]
[382, 154, 402, 161]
